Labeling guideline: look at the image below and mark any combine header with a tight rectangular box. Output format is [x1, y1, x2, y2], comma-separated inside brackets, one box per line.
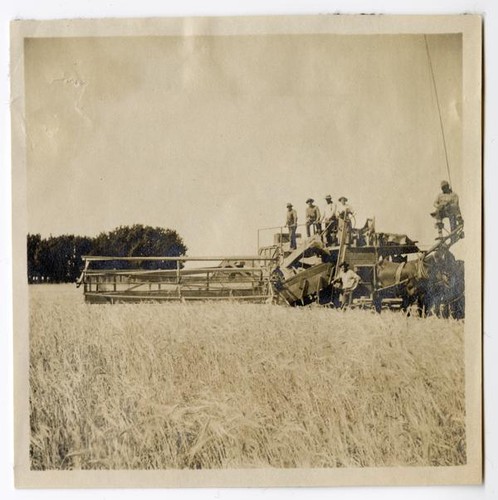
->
[77, 256, 277, 304]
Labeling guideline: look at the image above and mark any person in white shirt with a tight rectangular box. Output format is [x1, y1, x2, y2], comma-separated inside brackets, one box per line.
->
[336, 196, 355, 245]
[321, 195, 337, 245]
[337, 196, 354, 219]
[333, 261, 361, 308]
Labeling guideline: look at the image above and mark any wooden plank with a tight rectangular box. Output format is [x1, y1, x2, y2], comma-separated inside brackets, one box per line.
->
[83, 267, 268, 278]
[82, 255, 276, 262]
[84, 292, 271, 302]
[83, 276, 267, 285]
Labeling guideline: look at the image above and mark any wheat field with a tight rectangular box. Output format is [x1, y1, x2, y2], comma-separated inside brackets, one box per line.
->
[29, 285, 466, 470]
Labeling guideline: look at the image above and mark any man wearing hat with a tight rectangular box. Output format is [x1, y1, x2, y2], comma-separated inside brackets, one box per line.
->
[285, 203, 298, 250]
[321, 195, 337, 245]
[305, 198, 322, 238]
[431, 181, 463, 241]
[337, 196, 354, 219]
[332, 261, 361, 309]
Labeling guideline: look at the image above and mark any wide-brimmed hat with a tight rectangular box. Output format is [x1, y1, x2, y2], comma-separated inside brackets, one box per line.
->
[338, 196, 348, 202]
[286, 203, 293, 208]
[306, 198, 314, 203]
[441, 180, 450, 188]
[325, 195, 332, 200]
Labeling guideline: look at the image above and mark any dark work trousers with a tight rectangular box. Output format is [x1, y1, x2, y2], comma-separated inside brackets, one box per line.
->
[288, 225, 297, 249]
[323, 219, 337, 245]
[306, 221, 322, 237]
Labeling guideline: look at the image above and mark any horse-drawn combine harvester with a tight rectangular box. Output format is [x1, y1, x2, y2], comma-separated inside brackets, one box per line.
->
[77, 214, 465, 318]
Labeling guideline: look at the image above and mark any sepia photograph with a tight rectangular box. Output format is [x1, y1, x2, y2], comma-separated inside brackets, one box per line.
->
[11, 14, 482, 488]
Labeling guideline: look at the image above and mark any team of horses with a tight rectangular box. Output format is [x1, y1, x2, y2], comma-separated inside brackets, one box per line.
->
[374, 247, 464, 318]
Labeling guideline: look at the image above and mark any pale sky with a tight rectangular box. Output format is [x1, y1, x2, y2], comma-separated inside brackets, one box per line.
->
[25, 34, 462, 256]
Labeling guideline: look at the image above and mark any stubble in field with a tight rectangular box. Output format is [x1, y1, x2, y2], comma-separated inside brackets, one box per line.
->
[29, 285, 465, 470]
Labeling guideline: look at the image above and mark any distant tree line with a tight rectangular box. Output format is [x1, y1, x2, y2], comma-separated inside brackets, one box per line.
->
[27, 225, 188, 284]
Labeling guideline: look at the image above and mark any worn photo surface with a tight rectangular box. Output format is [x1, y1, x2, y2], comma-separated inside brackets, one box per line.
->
[12, 15, 482, 487]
